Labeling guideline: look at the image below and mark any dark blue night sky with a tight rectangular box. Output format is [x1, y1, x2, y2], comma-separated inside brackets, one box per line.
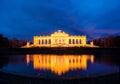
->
[0, 0, 120, 41]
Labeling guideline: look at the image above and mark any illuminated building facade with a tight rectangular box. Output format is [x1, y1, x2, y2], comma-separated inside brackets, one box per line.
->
[26, 54, 94, 75]
[34, 30, 86, 47]
[22, 30, 99, 48]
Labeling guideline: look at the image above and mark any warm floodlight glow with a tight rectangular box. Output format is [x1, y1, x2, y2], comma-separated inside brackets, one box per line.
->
[26, 54, 94, 76]
[34, 30, 86, 47]
[22, 30, 99, 48]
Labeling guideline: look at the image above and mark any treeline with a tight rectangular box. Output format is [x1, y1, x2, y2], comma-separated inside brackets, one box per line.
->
[0, 34, 27, 48]
[1, 33, 120, 48]
[92, 36, 120, 48]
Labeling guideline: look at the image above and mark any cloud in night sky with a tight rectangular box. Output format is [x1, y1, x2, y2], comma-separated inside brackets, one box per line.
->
[0, 0, 120, 41]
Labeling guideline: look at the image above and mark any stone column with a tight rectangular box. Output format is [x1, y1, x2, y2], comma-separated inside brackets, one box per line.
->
[75, 39, 76, 44]
[78, 39, 80, 44]
[45, 39, 46, 44]
[77, 39, 79, 44]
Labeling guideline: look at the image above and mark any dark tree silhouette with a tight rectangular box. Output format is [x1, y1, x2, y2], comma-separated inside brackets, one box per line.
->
[92, 36, 120, 48]
[0, 34, 10, 48]
[10, 38, 27, 48]
[0, 34, 27, 48]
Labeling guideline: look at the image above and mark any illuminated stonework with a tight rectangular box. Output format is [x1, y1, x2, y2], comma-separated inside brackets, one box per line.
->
[22, 30, 99, 47]
[34, 30, 86, 47]
[26, 54, 94, 75]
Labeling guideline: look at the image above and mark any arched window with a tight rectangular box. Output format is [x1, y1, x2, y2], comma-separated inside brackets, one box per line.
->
[42, 40, 44, 44]
[38, 40, 40, 45]
[49, 39, 51, 44]
[69, 39, 71, 44]
[45, 39, 47, 44]
[73, 39, 75, 44]
[76, 39, 78, 44]
[79, 39, 81, 44]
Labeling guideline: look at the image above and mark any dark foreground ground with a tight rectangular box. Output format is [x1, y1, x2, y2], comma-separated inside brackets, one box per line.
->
[0, 47, 120, 55]
[0, 71, 119, 84]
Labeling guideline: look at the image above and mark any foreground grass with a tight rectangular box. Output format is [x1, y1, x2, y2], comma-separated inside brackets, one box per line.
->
[0, 71, 119, 84]
[0, 47, 120, 55]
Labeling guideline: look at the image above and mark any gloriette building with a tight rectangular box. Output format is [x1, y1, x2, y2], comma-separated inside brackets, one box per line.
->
[22, 30, 99, 48]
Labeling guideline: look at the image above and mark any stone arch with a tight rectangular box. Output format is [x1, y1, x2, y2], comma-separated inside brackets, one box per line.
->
[49, 39, 51, 44]
[69, 39, 71, 44]
[42, 39, 44, 44]
[79, 39, 81, 44]
[76, 39, 78, 44]
[45, 39, 47, 44]
[38, 40, 41, 44]
[73, 39, 75, 44]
